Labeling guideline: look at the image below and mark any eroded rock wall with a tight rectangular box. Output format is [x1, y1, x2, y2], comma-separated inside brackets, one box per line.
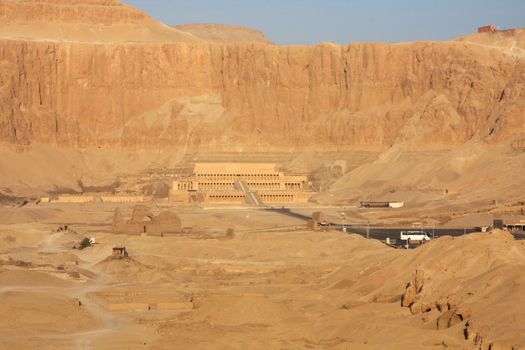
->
[0, 0, 148, 24]
[0, 39, 523, 151]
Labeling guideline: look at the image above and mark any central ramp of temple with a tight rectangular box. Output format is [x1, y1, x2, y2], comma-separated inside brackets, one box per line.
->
[235, 180, 265, 207]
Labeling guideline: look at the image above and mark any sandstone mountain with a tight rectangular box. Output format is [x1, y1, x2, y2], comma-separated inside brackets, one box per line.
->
[2, 32, 523, 151]
[0, 0, 524, 204]
[0, 0, 201, 42]
[173, 23, 272, 43]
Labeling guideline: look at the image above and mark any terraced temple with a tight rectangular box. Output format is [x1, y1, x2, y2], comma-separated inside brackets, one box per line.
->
[170, 163, 313, 204]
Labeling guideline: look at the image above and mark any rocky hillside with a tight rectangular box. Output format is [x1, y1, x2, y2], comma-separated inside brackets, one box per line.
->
[173, 23, 272, 44]
[327, 230, 525, 349]
[0, 0, 200, 42]
[457, 28, 525, 57]
[0, 0, 524, 199]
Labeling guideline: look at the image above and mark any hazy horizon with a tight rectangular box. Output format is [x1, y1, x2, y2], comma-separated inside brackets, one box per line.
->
[124, 0, 525, 45]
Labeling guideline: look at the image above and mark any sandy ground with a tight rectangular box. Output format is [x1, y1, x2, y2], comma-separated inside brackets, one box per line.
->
[0, 203, 524, 349]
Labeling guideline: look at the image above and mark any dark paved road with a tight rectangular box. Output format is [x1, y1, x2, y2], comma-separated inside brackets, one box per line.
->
[347, 226, 477, 241]
[266, 207, 476, 235]
[514, 233, 525, 240]
[265, 207, 312, 221]
[264, 207, 506, 247]
[266, 207, 525, 245]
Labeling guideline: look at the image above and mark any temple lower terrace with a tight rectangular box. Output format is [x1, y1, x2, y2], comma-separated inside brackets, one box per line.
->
[170, 163, 313, 205]
[43, 194, 146, 204]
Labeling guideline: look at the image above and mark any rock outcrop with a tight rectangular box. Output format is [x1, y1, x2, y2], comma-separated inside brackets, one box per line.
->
[328, 229, 525, 349]
[401, 269, 427, 308]
[393, 231, 525, 348]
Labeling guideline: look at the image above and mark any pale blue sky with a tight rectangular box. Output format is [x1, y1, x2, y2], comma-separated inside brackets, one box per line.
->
[124, 0, 525, 45]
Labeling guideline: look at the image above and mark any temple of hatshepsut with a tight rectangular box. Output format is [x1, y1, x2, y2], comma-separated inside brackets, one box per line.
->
[170, 163, 313, 205]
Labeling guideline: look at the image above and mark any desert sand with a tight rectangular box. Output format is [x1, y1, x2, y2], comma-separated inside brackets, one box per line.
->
[1, 0, 525, 349]
[1, 203, 525, 349]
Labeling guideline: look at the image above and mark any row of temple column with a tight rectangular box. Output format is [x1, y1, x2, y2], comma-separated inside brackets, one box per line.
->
[247, 182, 281, 190]
[261, 194, 295, 202]
[197, 173, 281, 180]
[285, 183, 302, 190]
[200, 183, 235, 190]
[205, 193, 296, 203]
[177, 182, 193, 190]
[208, 194, 245, 202]
[199, 182, 287, 190]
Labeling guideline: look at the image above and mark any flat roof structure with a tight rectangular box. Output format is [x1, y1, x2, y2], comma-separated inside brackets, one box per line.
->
[194, 163, 278, 174]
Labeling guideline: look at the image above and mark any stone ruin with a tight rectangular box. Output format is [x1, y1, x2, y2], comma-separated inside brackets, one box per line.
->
[307, 211, 326, 231]
[112, 246, 128, 259]
[112, 205, 181, 235]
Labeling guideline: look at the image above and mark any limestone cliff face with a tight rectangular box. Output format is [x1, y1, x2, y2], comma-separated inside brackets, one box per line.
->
[1, 37, 523, 152]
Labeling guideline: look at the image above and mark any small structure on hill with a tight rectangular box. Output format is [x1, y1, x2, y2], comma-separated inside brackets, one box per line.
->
[493, 219, 504, 229]
[112, 205, 182, 235]
[478, 25, 497, 33]
[112, 246, 128, 259]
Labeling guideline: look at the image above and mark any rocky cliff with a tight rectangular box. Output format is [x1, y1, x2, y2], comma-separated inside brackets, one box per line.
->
[1, 38, 523, 152]
[0, 0, 524, 198]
